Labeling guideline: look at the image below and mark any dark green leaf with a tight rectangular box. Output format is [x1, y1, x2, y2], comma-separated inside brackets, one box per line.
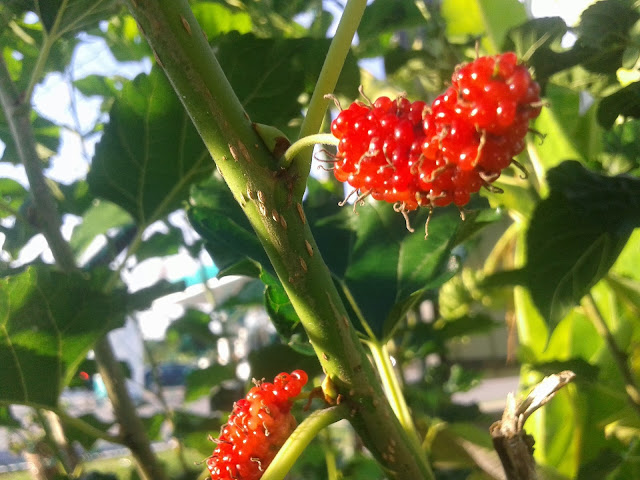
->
[135, 227, 183, 262]
[324, 201, 469, 340]
[57, 181, 94, 216]
[0, 266, 126, 407]
[185, 364, 235, 402]
[173, 410, 223, 455]
[525, 161, 640, 328]
[140, 413, 166, 442]
[188, 175, 272, 276]
[598, 82, 640, 128]
[357, 0, 425, 56]
[260, 269, 314, 355]
[574, 0, 640, 74]
[248, 343, 321, 382]
[0, 406, 20, 428]
[88, 68, 213, 225]
[504, 17, 576, 87]
[216, 33, 359, 132]
[126, 280, 186, 313]
[35, 0, 119, 37]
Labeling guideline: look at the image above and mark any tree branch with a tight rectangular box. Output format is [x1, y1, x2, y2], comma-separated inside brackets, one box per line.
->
[125, 0, 433, 477]
[0, 53, 169, 480]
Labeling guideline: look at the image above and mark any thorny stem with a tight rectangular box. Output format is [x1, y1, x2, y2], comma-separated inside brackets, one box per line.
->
[581, 293, 640, 416]
[0, 48, 168, 480]
[126, 0, 434, 478]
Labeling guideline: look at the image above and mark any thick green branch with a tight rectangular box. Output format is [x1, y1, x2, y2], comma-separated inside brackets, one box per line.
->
[126, 1, 433, 477]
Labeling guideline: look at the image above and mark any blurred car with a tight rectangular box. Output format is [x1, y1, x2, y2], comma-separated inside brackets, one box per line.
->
[144, 363, 192, 390]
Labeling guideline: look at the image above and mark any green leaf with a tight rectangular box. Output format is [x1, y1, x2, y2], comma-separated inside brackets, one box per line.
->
[69, 200, 133, 258]
[166, 309, 218, 352]
[35, 0, 119, 37]
[192, 2, 252, 41]
[247, 343, 322, 382]
[574, 0, 640, 75]
[0, 110, 60, 164]
[326, 201, 467, 340]
[173, 410, 223, 455]
[441, 0, 527, 53]
[529, 84, 590, 181]
[185, 364, 235, 402]
[0, 406, 20, 428]
[524, 161, 640, 330]
[126, 280, 186, 313]
[0, 178, 27, 218]
[88, 68, 213, 225]
[188, 175, 272, 277]
[0, 266, 125, 407]
[73, 74, 121, 98]
[216, 33, 359, 133]
[260, 269, 314, 355]
[598, 82, 640, 128]
[606, 274, 640, 315]
[357, 0, 425, 56]
[504, 17, 575, 87]
[134, 227, 183, 262]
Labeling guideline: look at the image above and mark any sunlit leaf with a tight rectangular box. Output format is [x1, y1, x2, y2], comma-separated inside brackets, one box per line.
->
[524, 161, 640, 329]
[69, 200, 133, 258]
[88, 68, 214, 225]
[441, 0, 527, 53]
[0, 266, 125, 407]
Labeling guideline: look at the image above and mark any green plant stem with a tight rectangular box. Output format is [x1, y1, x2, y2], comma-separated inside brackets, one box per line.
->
[283, 133, 339, 165]
[54, 409, 121, 444]
[295, 0, 367, 177]
[368, 341, 423, 451]
[0, 56, 76, 272]
[126, 1, 434, 478]
[36, 410, 72, 477]
[262, 406, 347, 480]
[0, 51, 168, 480]
[582, 293, 640, 416]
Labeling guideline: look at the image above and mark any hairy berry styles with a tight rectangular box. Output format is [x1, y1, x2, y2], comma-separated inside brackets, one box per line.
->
[207, 370, 308, 480]
[330, 52, 541, 218]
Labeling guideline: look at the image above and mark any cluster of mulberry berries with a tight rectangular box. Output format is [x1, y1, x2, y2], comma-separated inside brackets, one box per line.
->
[207, 370, 308, 480]
[330, 52, 541, 216]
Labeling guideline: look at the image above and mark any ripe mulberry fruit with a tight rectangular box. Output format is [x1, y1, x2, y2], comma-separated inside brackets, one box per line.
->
[207, 370, 308, 480]
[329, 52, 542, 227]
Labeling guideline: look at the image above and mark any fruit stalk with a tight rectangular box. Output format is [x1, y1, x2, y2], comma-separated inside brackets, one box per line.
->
[125, 0, 433, 478]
